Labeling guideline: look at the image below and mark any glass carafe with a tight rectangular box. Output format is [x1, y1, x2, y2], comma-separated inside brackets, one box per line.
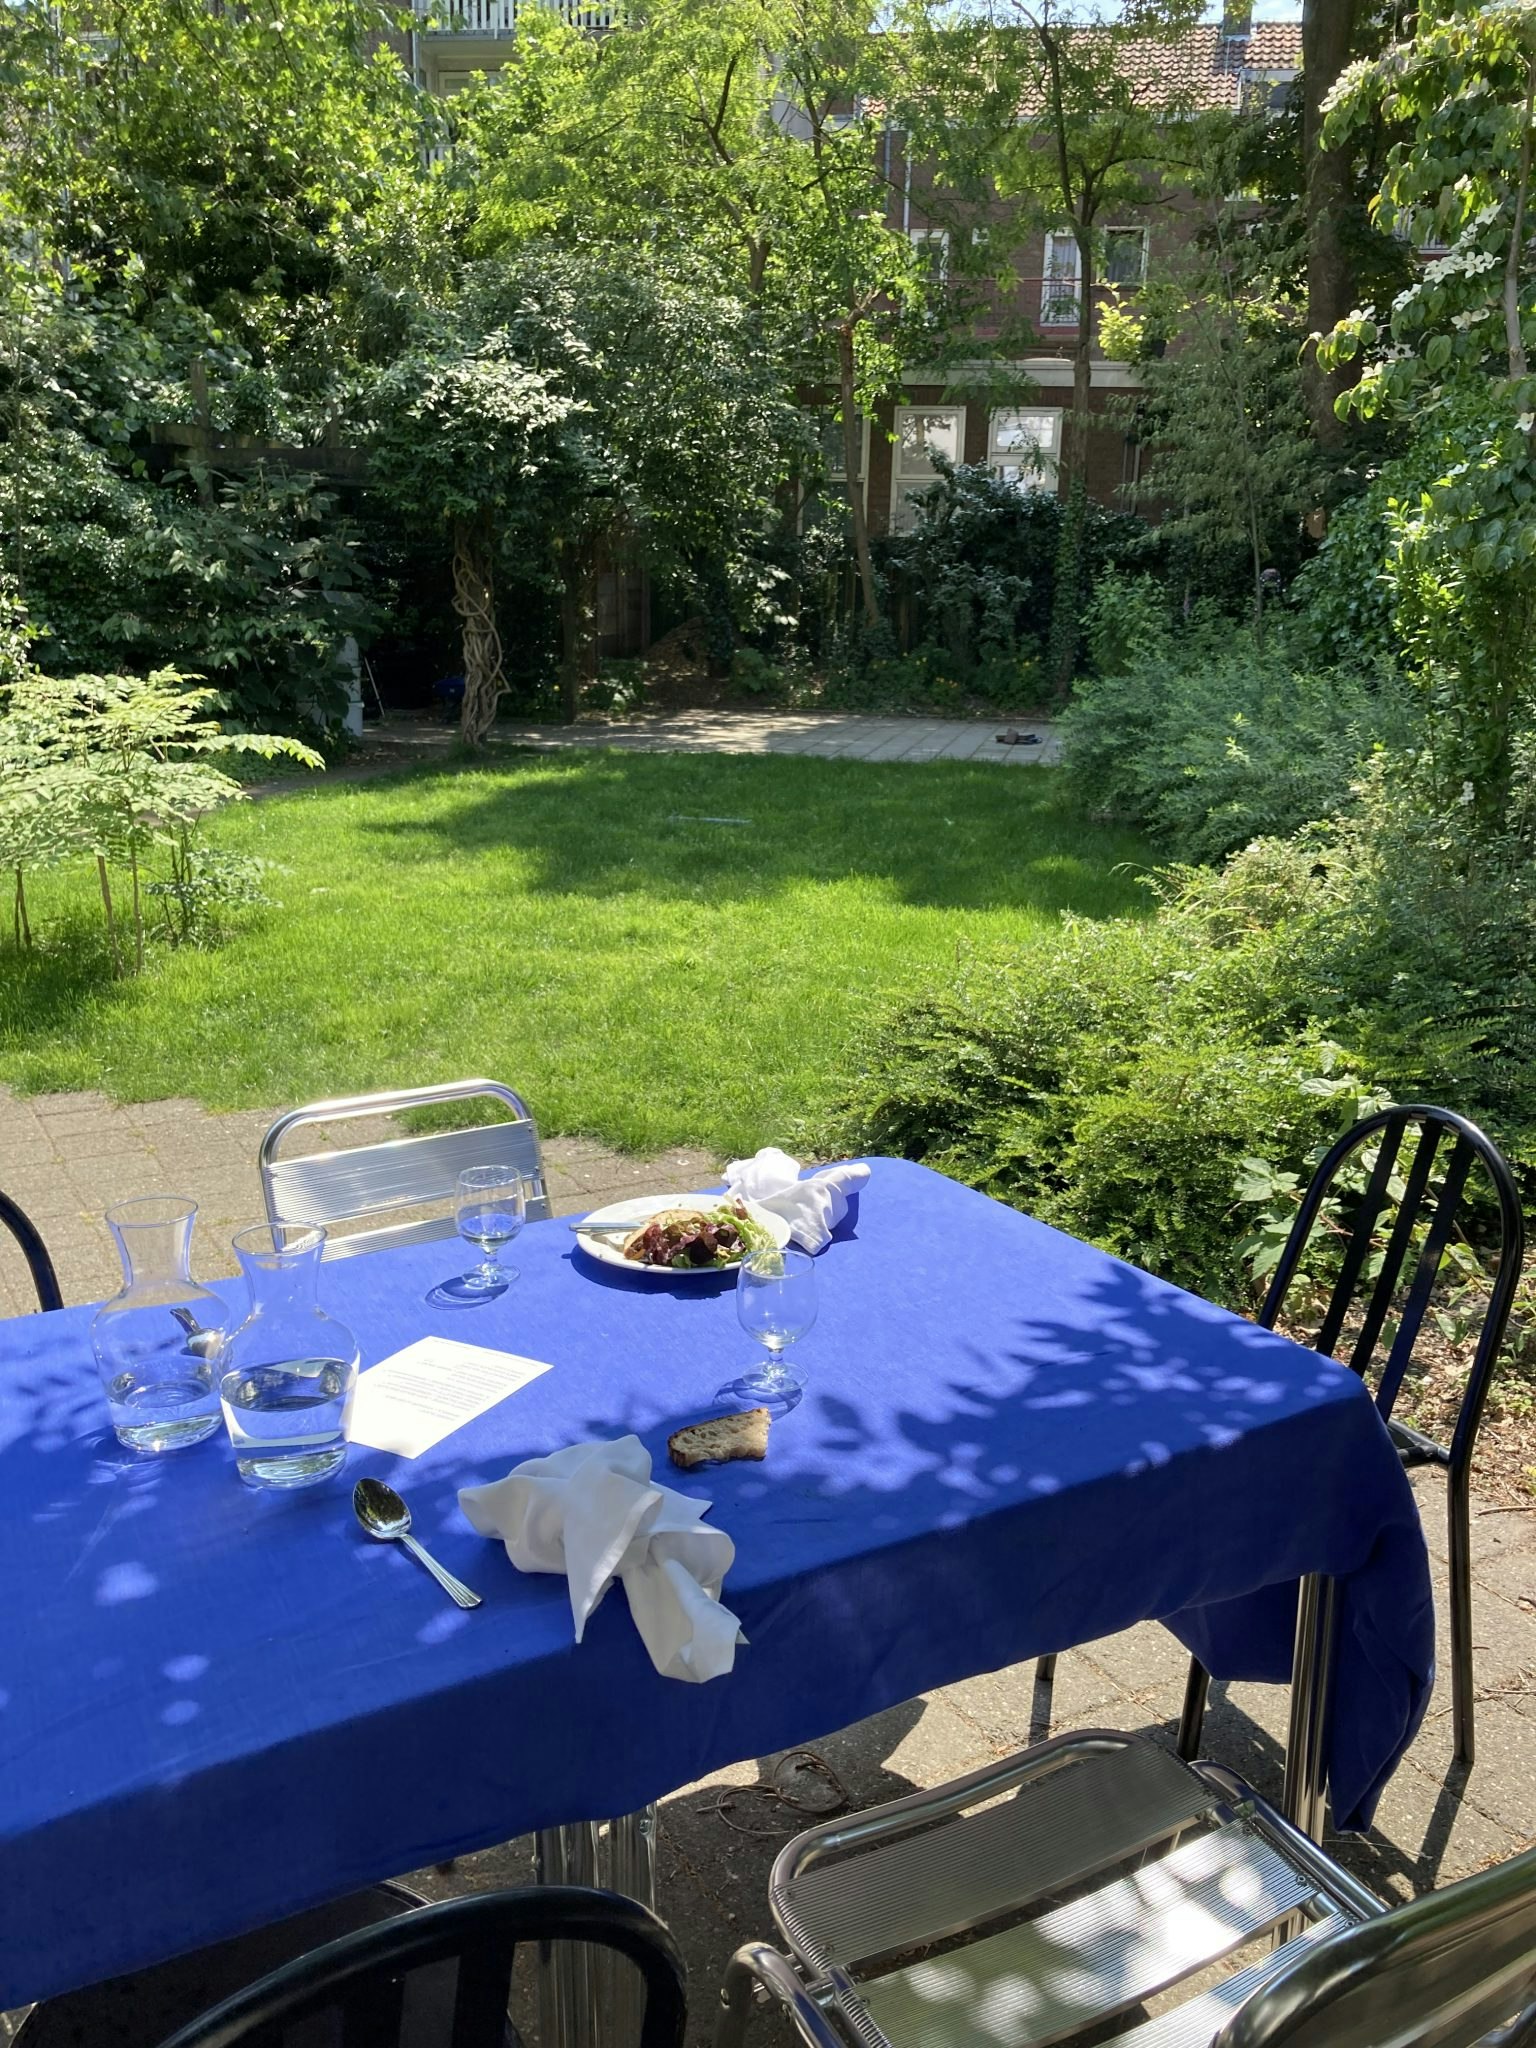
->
[92, 1196, 225, 1453]
[215, 1223, 360, 1490]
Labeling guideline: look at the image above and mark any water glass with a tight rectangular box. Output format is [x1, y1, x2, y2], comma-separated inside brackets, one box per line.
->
[735, 1247, 818, 1398]
[447, 1165, 527, 1297]
[215, 1222, 360, 1489]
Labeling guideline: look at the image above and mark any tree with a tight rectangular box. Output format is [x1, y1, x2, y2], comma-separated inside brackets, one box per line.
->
[461, 0, 992, 632]
[1302, 0, 1361, 446]
[1100, 128, 1322, 621]
[0, 0, 429, 729]
[912, 0, 1205, 693]
[1321, 0, 1536, 827]
[466, 251, 800, 717]
[0, 660, 320, 969]
[368, 330, 582, 745]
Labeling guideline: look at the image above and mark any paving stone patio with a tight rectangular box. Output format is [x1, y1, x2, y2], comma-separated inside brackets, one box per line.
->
[489, 709, 1062, 766]
[249, 711, 1063, 797]
[3, 1081, 1536, 2043]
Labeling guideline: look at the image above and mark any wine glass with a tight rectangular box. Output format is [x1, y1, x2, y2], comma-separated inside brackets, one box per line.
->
[445, 1166, 527, 1299]
[733, 1247, 817, 1401]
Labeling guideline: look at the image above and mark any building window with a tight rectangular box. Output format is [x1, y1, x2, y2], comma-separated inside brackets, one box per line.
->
[1040, 233, 1081, 326]
[1103, 227, 1148, 287]
[909, 228, 950, 282]
[817, 409, 866, 486]
[890, 406, 964, 532]
[800, 409, 867, 532]
[988, 409, 1061, 495]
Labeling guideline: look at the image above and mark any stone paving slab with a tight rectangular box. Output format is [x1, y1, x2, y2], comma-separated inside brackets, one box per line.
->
[0, 1083, 716, 1314]
[4, 1083, 1536, 2042]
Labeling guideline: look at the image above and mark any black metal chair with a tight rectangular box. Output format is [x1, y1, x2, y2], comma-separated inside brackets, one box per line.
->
[13, 1885, 430, 2048]
[1035, 1105, 1525, 1772]
[1182, 1104, 1524, 1771]
[0, 1189, 63, 1311]
[156, 1885, 687, 2048]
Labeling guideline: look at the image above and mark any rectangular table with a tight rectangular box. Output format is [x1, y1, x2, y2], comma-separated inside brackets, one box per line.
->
[0, 1157, 1434, 2006]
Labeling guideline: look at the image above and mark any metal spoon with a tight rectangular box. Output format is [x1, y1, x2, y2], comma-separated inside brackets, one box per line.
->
[352, 1478, 482, 1609]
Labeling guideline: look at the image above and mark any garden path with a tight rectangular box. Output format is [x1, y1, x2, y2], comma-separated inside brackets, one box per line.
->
[3, 1081, 1535, 2042]
[248, 710, 1063, 798]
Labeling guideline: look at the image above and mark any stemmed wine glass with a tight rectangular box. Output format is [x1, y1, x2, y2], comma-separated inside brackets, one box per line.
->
[444, 1166, 527, 1299]
[732, 1247, 817, 1402]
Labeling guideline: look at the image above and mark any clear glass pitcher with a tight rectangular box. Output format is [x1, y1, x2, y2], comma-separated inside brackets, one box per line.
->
[215, 1223, 360, 1489]
[92, 1196, 224, 1453]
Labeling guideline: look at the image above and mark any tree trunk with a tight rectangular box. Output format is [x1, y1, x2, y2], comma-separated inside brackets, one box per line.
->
[12, 866, 29, 950]
[451, 513, 506, 749]
[837, 326, 881, 631]
[129, 845, 144, 974]
[1046, 263, 1096, 699]
[96, 855, 125, 978]
[1302, 0, 1359, 447]
[558, 543, 601, 724]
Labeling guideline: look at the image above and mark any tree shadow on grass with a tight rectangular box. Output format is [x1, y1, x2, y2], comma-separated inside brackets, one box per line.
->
[352, 749, 1156, 920]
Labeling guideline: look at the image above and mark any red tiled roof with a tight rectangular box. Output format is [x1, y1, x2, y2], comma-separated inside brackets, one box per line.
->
[1113, 20, 1302, 113]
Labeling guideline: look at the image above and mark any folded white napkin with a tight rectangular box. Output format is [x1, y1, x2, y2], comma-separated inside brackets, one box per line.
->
[458, 1436, 743, 1683]
[724, 1148, 870, 1253]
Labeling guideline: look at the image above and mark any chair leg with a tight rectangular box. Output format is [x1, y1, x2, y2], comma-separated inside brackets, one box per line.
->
[1032, 1655, 1056, 1741]
[1177, 1657, 1211, 1761]
[1449, 1469, 1476, 1770]
[716, 1951, 760, 2048]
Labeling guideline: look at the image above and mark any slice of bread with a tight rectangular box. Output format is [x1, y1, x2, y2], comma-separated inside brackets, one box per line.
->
[667, 1408, 771, 1470]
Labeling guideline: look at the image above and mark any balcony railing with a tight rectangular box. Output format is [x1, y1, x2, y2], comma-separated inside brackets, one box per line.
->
[415, 0, 616, 32]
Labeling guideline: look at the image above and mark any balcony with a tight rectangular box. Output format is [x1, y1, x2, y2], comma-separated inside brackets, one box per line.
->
[414, 0, 616, 32]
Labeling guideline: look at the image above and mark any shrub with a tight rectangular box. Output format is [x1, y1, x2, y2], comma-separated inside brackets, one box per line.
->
[1286, 477, 1400, 674]
[1060, 585, 1422, 862]
[20, 446, 375, 736]
[817, 916, 1374, 1304]
[820, 772, 1536, 1305]
[1178, 771, 1536, 1165]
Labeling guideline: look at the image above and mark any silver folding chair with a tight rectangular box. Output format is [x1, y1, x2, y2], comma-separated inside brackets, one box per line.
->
[718, 1727, 1536, 2048]
[259, 1079, 548, 1259]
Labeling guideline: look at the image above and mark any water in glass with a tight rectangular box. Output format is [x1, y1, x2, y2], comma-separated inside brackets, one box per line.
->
[92, 1196, 224, 1452]
[215, 1223, 359, 1488]
[220, 1357, 355, 1489]
[448, 1165, 527, 1296]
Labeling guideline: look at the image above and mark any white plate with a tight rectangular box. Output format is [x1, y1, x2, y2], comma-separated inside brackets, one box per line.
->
[573, 1192, 790, 1280]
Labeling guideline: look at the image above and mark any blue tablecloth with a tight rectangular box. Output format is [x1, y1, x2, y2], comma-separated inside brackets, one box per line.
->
[0, 1157, 1432, 2003]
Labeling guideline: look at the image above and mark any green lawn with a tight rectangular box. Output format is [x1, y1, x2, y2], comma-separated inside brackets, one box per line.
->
[0, 749, 1154, 1157]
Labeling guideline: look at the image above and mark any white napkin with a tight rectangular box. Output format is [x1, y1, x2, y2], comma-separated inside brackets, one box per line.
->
[458, 1436, 743, 1683]
[724, 1148, 870, 1253]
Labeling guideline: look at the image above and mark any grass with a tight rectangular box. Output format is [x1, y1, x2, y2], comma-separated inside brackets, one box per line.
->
[0, 749, 1155, 1158]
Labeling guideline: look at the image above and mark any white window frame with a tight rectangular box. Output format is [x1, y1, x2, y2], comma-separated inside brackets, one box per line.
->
[988, 408, 1061, 496]
[1102, 225, 1149, 288]
[909, 227, 951, 282]
[889, 405, 965, 533]
[1040, 232, 1082, 326]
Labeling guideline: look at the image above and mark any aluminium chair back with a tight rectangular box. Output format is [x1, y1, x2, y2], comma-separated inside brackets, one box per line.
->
[154, 1883, 688, 2048]
[0, 1191, 63, 1312]
[1257, 1104, 1522, 1472]
[259, 1079, 548, 1260]
[1218, 1839, 1536, 2048]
